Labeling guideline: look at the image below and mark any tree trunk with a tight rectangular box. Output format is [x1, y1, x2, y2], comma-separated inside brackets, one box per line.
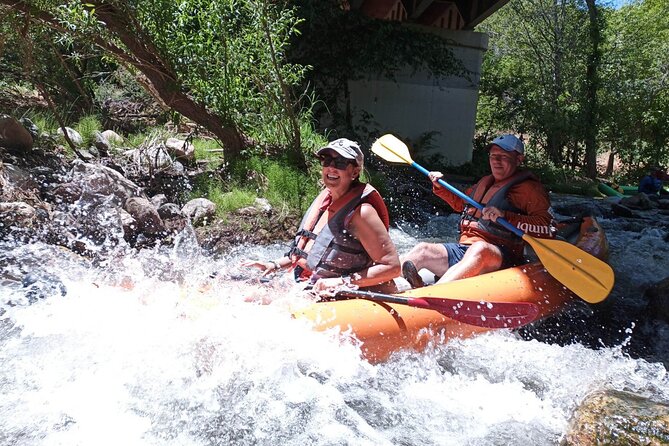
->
[584, 0, 602, 179]
[2, 0, 246, 158]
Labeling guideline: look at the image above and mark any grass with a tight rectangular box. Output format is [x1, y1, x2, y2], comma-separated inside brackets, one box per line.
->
[74, 115, 102, 147]
[27, 111, 59, 135]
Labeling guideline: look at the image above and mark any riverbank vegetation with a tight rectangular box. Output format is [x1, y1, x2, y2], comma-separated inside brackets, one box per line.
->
[1, 0, 667, 218]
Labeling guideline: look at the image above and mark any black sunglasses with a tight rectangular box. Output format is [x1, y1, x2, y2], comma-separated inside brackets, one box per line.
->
[319, 155, 356, 170]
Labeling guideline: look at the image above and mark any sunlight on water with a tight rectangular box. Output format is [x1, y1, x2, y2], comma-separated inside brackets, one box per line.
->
[1, 195, 669, 445]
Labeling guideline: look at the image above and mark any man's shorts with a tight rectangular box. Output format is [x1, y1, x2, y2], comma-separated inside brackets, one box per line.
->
[443, 242, 517, 269]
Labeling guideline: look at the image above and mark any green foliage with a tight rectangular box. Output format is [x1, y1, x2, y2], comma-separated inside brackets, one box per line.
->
[476, 0, 668, 176]
[476, 0, 591, 168]
[191, 137, 223, 165]
[599, 0, 669, 172]
[28, 112, 59, 135]
[209, 188, 257, 215]
[228, 156, 320, 213]
[132, 0, 309, 146]
[74, 115, 102, 146]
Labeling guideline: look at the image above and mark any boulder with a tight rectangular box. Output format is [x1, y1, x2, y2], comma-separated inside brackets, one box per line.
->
[562, 389, 669, 445]
[182, 198, 216, 226]
[0, 115, 34, 151]
[620, 193, 655, 210]
[56, 127, 83, 146]
[165, 137, 195, 162]
[101, 130, 124, 145]
[70, 159, 146, 206]
[124, 196, 166, 235]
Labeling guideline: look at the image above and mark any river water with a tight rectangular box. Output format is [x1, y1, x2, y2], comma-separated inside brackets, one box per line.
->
[1, 194, 668, 445]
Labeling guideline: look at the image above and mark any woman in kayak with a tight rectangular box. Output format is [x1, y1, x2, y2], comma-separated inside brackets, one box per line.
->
[243, 138, 400, 298]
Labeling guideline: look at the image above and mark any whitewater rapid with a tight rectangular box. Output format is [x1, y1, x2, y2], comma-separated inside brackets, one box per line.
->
[1, 194, 668, 445]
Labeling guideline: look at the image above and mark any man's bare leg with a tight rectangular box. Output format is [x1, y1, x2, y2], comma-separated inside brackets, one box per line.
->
[437, 241, 503, 283]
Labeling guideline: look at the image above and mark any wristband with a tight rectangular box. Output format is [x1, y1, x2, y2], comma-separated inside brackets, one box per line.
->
[268, 260, 279, 271]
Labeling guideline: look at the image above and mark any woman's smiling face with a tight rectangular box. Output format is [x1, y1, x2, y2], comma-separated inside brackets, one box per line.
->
[319, 150, 361, 197]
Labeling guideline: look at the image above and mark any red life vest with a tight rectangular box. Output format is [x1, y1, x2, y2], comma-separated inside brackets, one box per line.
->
[289, 182, 389, 280]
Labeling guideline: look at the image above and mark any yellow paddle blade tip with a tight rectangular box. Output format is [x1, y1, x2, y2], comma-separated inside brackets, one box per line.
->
[371, 134, 413, 164]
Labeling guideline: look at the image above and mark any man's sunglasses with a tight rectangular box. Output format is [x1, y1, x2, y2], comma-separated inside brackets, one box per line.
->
[319, 155, 356, 170]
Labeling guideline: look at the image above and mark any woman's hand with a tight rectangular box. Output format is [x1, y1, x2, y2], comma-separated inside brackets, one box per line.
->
[311, 276, 358, 298]
[241, 260, 279, 277]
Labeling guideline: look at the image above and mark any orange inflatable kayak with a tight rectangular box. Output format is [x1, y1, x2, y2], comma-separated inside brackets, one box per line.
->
[293, 216, 611, 363]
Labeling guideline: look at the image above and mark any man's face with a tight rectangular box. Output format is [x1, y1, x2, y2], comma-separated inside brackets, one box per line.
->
[488, 146, 523, 181]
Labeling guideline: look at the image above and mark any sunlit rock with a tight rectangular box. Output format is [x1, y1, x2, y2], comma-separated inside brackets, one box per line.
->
[93, 131, 110, 156]
[164, 137, 194, 162]
[124, 196, 166, 236]
[0, 202, 38, 229]
[182, 198, 216, 226]
[562, 389, 669, 445]
[0, 114, 34, 151]
[56, 126, 83, 146]
[101, 129, 124, 144]
[70, 159, 146, 206]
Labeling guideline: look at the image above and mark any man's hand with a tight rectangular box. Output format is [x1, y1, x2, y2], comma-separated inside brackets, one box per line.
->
[481, 206, 503, 222]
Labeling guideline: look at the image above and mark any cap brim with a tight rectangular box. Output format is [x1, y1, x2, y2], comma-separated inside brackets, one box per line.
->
[316, 146, 357, 160]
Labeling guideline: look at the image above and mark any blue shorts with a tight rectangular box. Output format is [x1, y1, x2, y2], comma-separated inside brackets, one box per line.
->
[443, 243, 517, 269]
[443, 243, 469, 268]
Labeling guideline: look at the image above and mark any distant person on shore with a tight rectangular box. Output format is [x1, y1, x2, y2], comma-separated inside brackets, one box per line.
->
[243, 138, 400, 298]
[638, 166, 668, 196]
[400, 134, 554, 288]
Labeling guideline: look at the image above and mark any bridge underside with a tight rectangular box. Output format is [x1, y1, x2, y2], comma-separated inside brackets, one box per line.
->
[349, 0, 509, 31]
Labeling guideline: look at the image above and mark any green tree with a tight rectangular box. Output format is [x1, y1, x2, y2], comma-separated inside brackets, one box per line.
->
[0, 0, 308, 164]
[599, 0, 669, 174]
[477, 0, 591, 169]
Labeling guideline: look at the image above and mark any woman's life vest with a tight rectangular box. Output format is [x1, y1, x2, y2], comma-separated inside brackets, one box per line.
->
[288, 182, 389, 281]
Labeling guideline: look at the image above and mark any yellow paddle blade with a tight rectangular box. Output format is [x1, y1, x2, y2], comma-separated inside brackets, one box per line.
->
[523, 235, 614, 303]
[371, 134, 414, 164]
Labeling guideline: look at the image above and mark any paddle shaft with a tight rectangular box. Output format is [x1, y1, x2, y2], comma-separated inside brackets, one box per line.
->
[335, 289, 539, 328]
[411, 162, 524, 238]
[337, 289, 433, 309]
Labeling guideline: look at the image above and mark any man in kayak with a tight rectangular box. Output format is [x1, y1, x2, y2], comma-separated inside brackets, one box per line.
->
[401, 134, 554, 288]
[243, 138, 401, 297]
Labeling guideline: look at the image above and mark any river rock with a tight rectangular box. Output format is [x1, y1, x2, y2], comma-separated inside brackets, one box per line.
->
[158, 203, 188, 234]
[644, 276, 669, 323]
[0, 115, 34, 152]
[620, 193, 655, 210]
[0, 202, 38, 229]
[57, 127, 83, 146]
[93, 131, 110, 155]
[124, 196, 166, 235]
[69, 159, 146, 206]
[182, 198, 216, 226]
[561, 389, 669, 445]
[164, 137, 194, 162]
[611, 202, 636, 218]
[101, 130, 123, 145]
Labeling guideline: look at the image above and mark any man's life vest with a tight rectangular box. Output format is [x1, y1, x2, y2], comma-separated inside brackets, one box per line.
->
[459, 170, 537, 241]
[289, 182, 389, 281]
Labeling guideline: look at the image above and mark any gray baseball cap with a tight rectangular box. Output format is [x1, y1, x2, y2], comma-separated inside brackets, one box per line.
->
[316, 138, 364, 166]
[489, 134, 525, 155]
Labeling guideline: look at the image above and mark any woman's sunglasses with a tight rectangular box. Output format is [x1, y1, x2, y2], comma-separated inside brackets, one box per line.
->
[319, 155, 356, 170]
